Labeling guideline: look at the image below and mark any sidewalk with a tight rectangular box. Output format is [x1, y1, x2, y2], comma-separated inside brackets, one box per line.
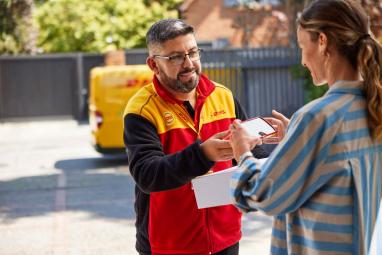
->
[0, 119, 271, 255]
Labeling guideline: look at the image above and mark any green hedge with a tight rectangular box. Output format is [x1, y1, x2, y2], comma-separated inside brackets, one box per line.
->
[291, 64, 328, 103]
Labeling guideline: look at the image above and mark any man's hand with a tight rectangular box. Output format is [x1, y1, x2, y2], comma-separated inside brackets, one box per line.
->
[200, 130, 234, 162]
[263, 110, 290, 144]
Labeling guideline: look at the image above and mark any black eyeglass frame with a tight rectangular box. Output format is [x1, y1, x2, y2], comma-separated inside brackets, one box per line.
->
[152, 48, 203, 65]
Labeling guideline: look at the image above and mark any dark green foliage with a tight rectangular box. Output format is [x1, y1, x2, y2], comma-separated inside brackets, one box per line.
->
[291, 64, 328, 103]
[34, 0, 182, 53]
[0, 0, 36, 54]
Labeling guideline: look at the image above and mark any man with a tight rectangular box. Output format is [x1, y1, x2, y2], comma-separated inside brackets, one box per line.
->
[123, 19, 268, 255]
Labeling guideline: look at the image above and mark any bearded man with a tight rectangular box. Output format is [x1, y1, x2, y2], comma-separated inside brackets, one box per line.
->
[123, 19, 268, 255]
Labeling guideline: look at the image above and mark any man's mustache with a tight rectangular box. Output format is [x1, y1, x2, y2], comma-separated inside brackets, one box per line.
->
[178, 68, 197, 76]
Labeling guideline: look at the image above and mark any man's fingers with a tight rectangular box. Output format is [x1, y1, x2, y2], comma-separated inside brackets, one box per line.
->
[215, 139, 232, 149]
[201, 138, 234, 162]
[213, 130, 231, 139]
[216, 150, 234, 161]
[219, 147, 233, 155]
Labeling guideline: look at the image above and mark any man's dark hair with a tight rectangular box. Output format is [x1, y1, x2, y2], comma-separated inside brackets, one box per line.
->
[146, 19, 194, 50]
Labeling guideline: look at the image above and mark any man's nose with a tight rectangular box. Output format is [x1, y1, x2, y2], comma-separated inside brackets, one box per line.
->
[182, 54, 194, 68]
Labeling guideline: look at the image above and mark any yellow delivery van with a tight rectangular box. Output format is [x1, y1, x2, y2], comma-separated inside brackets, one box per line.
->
[89, 65, 153, 153]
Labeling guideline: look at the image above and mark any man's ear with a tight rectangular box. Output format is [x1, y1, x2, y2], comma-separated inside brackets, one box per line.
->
[318, 32, 329, 56]
[146, 57, 160, 75]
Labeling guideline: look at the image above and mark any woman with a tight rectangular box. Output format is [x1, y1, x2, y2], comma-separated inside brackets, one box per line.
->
[229, 0, 382, 254]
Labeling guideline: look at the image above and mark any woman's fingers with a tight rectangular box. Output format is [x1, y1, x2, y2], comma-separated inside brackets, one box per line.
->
[264, 117, 283, 128]
[272, 109, 290, 126]
[262, 136, 280, 144]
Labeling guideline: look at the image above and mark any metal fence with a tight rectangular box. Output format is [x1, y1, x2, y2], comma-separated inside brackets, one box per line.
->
[0, 47, 304, 121]
[202, 47, 303, 117]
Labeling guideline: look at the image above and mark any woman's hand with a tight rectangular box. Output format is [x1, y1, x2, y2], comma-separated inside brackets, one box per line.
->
[229, 119, 262, 161]
[263, 110, 290, 144]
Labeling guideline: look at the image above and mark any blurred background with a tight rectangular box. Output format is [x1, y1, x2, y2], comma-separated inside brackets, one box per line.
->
[1, 0, 381, 122]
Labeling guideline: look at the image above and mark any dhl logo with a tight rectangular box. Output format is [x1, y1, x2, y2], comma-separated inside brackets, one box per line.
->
[210, 110, 226, 118]
[163, 112, 175, 125]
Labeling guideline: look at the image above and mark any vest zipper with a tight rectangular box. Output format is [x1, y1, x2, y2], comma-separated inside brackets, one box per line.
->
[206, 208, 213, 254]
[176, 104, 197, 132]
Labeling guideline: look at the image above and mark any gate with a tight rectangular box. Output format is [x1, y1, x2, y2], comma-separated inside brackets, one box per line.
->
[0, 55, 79, 120]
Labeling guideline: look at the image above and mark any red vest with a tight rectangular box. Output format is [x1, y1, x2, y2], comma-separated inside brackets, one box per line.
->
[125, 74, 241, 254]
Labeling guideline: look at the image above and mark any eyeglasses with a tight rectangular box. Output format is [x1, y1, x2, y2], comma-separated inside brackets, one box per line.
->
[153, 48, 202, 66]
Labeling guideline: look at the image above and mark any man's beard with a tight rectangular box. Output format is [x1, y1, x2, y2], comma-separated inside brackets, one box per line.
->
[159, 67, 200, 93]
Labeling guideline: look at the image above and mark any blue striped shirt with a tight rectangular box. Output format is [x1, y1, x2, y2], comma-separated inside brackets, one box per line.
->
[231, 80, 382, 255]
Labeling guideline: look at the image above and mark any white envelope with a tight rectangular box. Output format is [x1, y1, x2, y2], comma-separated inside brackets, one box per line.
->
[192, 158, 268, 209]
[192, 166, 237, 209]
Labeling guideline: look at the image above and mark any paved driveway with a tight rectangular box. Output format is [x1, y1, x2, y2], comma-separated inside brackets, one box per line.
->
[0, 119, 271, 255]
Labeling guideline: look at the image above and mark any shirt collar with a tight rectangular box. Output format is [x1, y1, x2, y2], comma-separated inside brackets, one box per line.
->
[326, 80, 364, 96]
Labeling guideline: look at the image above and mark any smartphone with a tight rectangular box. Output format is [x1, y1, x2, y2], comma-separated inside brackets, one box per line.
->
[240, 117, 276, 138]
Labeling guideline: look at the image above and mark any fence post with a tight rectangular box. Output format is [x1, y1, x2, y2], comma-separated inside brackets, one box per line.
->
[75, 53, 86, 121]
[241, 66, 249, 115]
[0, 59, 2, 120]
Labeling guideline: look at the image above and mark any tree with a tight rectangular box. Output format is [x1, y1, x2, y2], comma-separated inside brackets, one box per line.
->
[231, 1, 270, 47]
[286, 0, 382, 46]
[34, 0, 182, 53]
[360, 0, 382, 39]
[231, 0, 290, 47]
[0, 0, 37, 54]
[285, 0, 308, 48]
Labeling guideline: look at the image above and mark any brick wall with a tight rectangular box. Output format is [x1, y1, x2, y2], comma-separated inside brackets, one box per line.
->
[180, 0, 289, 48]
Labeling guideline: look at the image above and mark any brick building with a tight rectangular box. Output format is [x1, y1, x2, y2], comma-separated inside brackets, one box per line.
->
[178, 0, 290, 48]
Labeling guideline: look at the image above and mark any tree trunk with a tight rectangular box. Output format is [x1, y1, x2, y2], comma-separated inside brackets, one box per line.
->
[14, 0, 37, 54]
[1, 0, 37, 54]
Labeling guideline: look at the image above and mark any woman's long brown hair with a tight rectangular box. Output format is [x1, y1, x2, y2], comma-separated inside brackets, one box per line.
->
[297, 0, 382, 140]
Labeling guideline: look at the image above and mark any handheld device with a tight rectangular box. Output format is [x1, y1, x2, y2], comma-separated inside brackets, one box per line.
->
[240, 117, 276, 138]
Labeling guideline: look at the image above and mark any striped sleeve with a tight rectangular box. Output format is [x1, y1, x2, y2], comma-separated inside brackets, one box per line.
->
[230, 97, 352, 215]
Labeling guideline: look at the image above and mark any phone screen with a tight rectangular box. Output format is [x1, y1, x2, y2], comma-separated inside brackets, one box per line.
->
[241, 118, 275, 137]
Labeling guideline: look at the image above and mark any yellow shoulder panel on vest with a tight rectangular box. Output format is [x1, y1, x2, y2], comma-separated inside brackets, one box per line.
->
[124, 83, 196, 135]
[200, 83, 236, 126]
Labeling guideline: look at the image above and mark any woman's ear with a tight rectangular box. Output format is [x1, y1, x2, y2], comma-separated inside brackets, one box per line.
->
[146, 57, 160, 75]
[318, 32, 329, 56]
